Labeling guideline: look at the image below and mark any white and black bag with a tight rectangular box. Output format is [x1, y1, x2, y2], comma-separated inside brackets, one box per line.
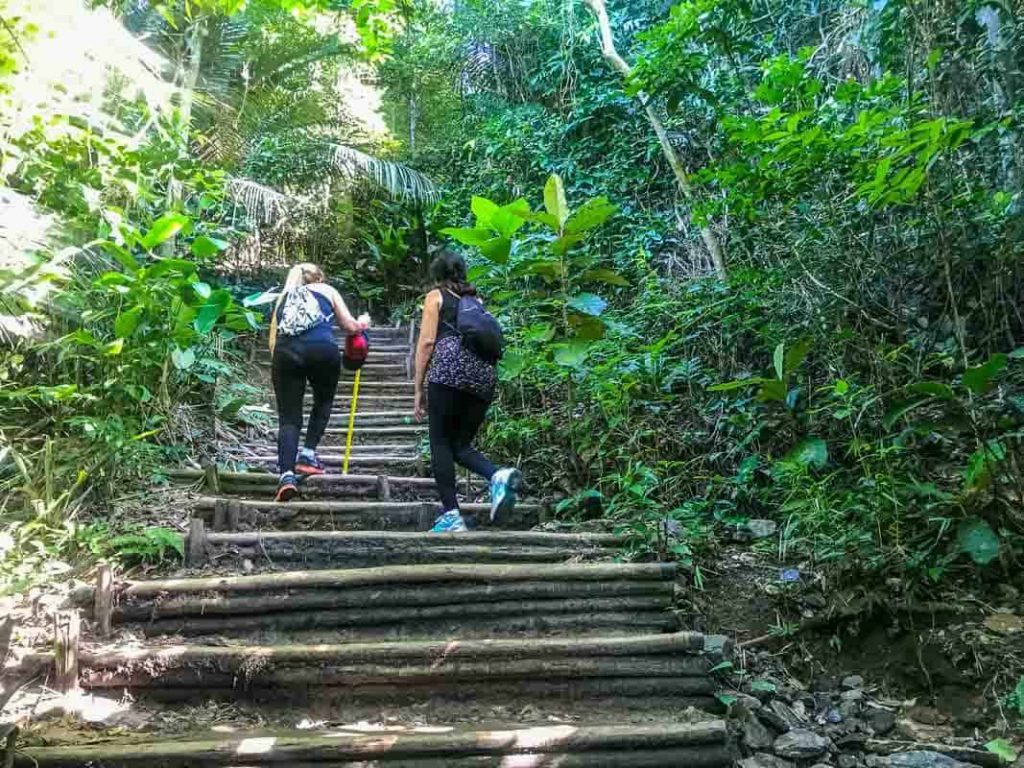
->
[276, 286, 327, 337]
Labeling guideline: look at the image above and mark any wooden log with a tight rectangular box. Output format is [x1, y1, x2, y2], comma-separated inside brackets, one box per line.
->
[17, 743, 730, 768]
[202, 529, 622, 547]
[81, 657, 716, 690]
[212, 499, 228, 531]
[204, 463, 220, 494]
[186, 518, 207, 566]
[59, 632, 707, 672]
[118, 580, 673, 621]
[134, 596, 671, 636]
[226, 500, 241, 531]
[13, 720, 725, 767]
[94, 565, 113, 639]
[141, 613, 675, 639]
[215, 544, 613, 567]
[124, 562, 677, 597]
[52, 611, 79, 693]
[194, 497, 541, 517]
[1, 723, 16, 768]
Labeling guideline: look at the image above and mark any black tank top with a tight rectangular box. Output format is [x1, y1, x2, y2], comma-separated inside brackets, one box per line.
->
[435, 289, 460, 341]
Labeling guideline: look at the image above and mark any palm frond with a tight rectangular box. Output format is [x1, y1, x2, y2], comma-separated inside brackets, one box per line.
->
[327, 144, 441, 204]
[225, 178, 292, 225]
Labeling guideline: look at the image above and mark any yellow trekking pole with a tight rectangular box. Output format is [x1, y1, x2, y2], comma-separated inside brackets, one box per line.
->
[342, 367, 361, 476]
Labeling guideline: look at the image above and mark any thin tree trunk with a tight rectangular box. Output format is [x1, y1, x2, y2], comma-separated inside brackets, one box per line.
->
[583, 0, 727, 280]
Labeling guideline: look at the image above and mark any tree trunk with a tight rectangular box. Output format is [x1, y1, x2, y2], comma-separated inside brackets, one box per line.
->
[583, 0, 727, 280]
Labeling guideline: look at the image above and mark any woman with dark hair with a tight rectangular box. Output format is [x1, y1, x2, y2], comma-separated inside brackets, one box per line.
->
[414, 249, 521, 532]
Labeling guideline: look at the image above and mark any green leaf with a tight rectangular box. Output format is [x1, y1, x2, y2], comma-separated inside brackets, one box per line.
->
[908, 381, 955, 400]
[984, 739, 1017, 764]
[582, 268, 629, 287]
[773, 342, 785, 380]
[707, 377, 766, 393]
[171, 347, 196, 371]
[572, 315, 606, 341]
[490, 202, 529, 239]
[785, 437, 828, 469]
[520, 211, 560, 230]
[784, 338, 812, 373]
[141, 214, 190, 251]
[479, 237, 512, 265]
[567, 293, 607, 317]
[471, 196, 500, 227]
[750, 680, 777, 693]
[544, 173, 569, 228]
[148, 258, 198, 278]
[441, 227, 497, 246]
[566, 196, 616, 235]
[191, 281, 212, 300]
[104, 338, 124, 356]
[553, 341, 590, 368]
[957, 518, 1000, 565]
[498, 352, 526, 381]
[190, 235, 230, 259]
[757, 379, 787, 402]
[709, 660, 733, 673]
[114, 306, 143, 339]
[883, 398, 934, 430]
[194, 290, 232, 334]
[1008, 347, 1024, 360]
[551, 233, 585, 256]
[716, 693, 738, 707]
[99, 241, 140, 273]
[963, 353, 1008, 394]
[95, 271, 132, 288]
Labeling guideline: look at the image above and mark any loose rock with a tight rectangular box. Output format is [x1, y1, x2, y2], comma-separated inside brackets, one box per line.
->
[842, 675, 865, 690]
[886, 752, 974, 768]
[743, 712, 775, 751]
[863, 707, 896, 736]
[774, 729, 829, 760]
[740, 754, 797, 768]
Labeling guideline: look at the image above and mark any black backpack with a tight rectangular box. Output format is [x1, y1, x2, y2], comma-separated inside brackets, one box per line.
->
[446, 291, 504, 364]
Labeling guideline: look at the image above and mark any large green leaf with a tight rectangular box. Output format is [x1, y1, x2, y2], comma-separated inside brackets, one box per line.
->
[141, 214, 190, 251]
[784, 338, 812, 373]
[114, 306, 143, 339]
[566, 196, 617, 235]
[498, 352, 527, 381]
[553, 341, 590, 368]
[571, 315, 606, 341]
[544, 174, 569, 228]
[582, 268, 629, 287]
[171, 347, 196, 371]
[191, 235, 230, 259]
[963, 353, 1007, 393]
[99, 241, 140, 273]
[441, 227, 496, 246]
[883, 398, 934, 430]
[785, 437, 828, 469]
[984, 739, 1017, 764]
[194, 290, 232, 334]
[479, 237, 512, 264]
[471, 196, 500, 227]
[148, 258, 198, 279]
[567, 292, 607, 316]
[956, 518, 1000, 565]
[908, 381, 955, 399]
[490, 201, 530, 239]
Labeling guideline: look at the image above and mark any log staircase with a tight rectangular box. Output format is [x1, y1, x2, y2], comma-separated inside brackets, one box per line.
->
[8, 324, 735, 767]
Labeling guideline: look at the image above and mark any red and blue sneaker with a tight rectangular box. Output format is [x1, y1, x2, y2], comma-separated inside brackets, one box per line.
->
[295, 449, 326, 476]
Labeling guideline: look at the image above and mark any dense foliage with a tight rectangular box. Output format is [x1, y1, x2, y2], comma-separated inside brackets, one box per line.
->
[377, 0, 1024, 597]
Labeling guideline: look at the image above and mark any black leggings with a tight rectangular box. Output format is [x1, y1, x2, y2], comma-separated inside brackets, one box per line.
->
[428, 382, 496, 511]
[272, 340, 341, 473]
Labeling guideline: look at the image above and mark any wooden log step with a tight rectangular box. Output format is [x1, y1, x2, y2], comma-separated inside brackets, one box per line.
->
[167, 468, 487, 499]
[15, 720, 730, 768]
[129, 597, 675, 637]
[123, 562, 677, 598]
[118, 579, 672, 620]
[38, 634, 714, 693]
[192, 497, 540, 530]
[244, 455, 422, 473]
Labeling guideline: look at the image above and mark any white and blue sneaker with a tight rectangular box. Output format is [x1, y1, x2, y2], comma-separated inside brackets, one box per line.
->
[489, 468, 522, 522]
[430, 509, 468, 533]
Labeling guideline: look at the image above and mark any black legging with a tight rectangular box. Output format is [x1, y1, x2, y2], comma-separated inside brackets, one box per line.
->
[272, 339, 341, 473]
[428, 382, 496, 511]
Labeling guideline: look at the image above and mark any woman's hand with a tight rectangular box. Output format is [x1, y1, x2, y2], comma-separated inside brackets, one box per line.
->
[413, 388, 427, 422]
[357, 313, 371, 331]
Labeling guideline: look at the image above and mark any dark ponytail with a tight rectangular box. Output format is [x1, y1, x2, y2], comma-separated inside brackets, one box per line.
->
[429, 249, 477, 297]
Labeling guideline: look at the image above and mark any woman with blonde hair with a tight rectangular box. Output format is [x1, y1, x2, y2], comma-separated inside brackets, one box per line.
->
[269, 262, 369, 501]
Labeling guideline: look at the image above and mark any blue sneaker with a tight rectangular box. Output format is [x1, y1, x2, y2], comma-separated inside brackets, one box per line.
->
[275, 472, 299, 502]
[489, 468, 522, 522]
[430, 510, 468, 533]
[296, 448, 325, 476]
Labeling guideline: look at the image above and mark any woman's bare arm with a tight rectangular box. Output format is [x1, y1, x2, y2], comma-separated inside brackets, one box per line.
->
[322, 285, 367, 334]
[414, 290, 441, 420]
